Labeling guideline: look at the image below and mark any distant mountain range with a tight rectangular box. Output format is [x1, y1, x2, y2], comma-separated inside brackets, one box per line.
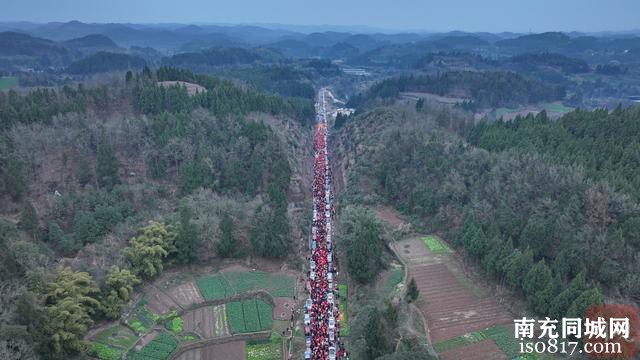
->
[1, 21, 639, 75]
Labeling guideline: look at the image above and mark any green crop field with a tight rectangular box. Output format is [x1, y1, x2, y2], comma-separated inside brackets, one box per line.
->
[226, 301, 246, 333]
[541, 102, 573, 114]
[421, 235, 449, 253]
[484, 326, 520, 358]
[226, 299, 273, 334]
[247, 333, 282, 360]
[127, 303, 160, 334]
[257, 299, 273, 330]
[127, 332, 178, 360]
[433, 325, 519, 357]
[92, 343, 122, 360]
[196, 275, 235, 301]
[93, 325, 139, 350]
[196, 272, 295, 301]
[224, 271, 295, 297]
[0, 77, 17, 90]
[165, 316, 184, 333]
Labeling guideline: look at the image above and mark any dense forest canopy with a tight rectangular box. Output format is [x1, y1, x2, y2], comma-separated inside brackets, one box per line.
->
[335, 104, 640, 324]
[467, 107, 640, 201]
[347, 71, 566, 110]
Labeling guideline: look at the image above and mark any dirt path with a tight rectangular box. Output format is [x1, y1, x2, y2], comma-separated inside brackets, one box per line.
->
[378, 207, 513, 360]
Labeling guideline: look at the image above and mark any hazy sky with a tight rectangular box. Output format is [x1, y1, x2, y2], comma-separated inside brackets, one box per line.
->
[3, 0, 640, 32]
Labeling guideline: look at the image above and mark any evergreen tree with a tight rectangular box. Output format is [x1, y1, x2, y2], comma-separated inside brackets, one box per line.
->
[73, 212, 101, 245]
[342, 206, 383, 284]
[19, 201, 38, 238]
[505, 248, 534, 289]
[75, 156, 91, 186]
[217, 214, 241, 258]
[566, 287, 604, 319]
[96, 129, 119, 189]
[548, 271, 587, 319]
[406, 278, 420, 303]
[523, 260, 554, 315]
[3, 154, 27, 201]
[48, 221, 73, 254]
[174, 202, 200, 264]
[250, 205, 290, 258]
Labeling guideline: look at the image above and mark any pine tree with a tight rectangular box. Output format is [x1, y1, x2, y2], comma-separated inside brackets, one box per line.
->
[3, 153, 27, 201]
[416, 98, 425, 112]
[76, 156, 91, 186]
[217, 214, 240, 258]
[505, 248, 534, 289]
[566, 287, 604, 319]
[18, 201, 38, 238]
[523, 260, 554, 315]
[548, 271, 587, 319]
[74, 211, 101, 245]
[406, 278, 420, 303]
[174, 203, 200, 264]
[96, 129, 119, 189]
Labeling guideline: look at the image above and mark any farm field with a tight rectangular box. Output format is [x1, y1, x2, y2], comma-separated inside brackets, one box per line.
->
[0, 76, 17, 90]
[540, 101, 573, 114]
[90, 325, 139, 360]
[382, 208, 514, 360]
[182, 304, 229, 339]
[421, 235, 449, 253]
[127, 332, 178, 360]
[93, 325, 139, 350]
[147, 286, 181, 315]
[168, 281, 205, 308]
[127, 302, 161, 334]
[196, 271, 295, 301]
[174, 341, 246, 360]
[226, 299, 274, 334]
[409, 262, 512, 342]
[246, 333, 282, 360]
[434, 325, 518, 358]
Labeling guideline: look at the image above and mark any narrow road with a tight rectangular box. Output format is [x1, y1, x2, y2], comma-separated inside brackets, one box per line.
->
[303, 88, 346, 360]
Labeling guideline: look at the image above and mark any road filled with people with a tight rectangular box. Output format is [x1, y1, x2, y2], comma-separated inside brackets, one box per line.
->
[304, 89, 347, 360]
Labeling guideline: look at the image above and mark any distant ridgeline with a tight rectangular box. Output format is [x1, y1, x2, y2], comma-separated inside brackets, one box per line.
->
[347, 71, 566, 110]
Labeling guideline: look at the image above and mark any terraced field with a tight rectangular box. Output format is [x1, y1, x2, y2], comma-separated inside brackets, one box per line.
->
[91, 325, 139, 360]
[410, 262, 512, 342]
[174, 341, 246, 360]
[226, 299, 273, 334]
[196, 271, 295, 301]
[382, 206, 515, 360]
[182, 305, 229, 339]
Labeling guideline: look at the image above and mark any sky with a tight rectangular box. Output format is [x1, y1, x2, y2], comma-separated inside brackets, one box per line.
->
[2, 0, 640, 33]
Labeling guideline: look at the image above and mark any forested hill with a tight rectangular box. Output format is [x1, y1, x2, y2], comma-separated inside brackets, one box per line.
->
[467, 107, 640, 200]
[347, 71, 566, 110]
[0, 67, 313, 130]
[333, 103, 640, 327]
[0, 67, 312, 359]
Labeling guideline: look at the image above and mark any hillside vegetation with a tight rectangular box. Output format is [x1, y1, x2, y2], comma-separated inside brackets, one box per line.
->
[333, 102, 640, 324]
[0, 67, 312, 360]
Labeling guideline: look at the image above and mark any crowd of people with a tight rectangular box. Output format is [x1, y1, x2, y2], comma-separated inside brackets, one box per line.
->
[304, 90, 347, 360]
